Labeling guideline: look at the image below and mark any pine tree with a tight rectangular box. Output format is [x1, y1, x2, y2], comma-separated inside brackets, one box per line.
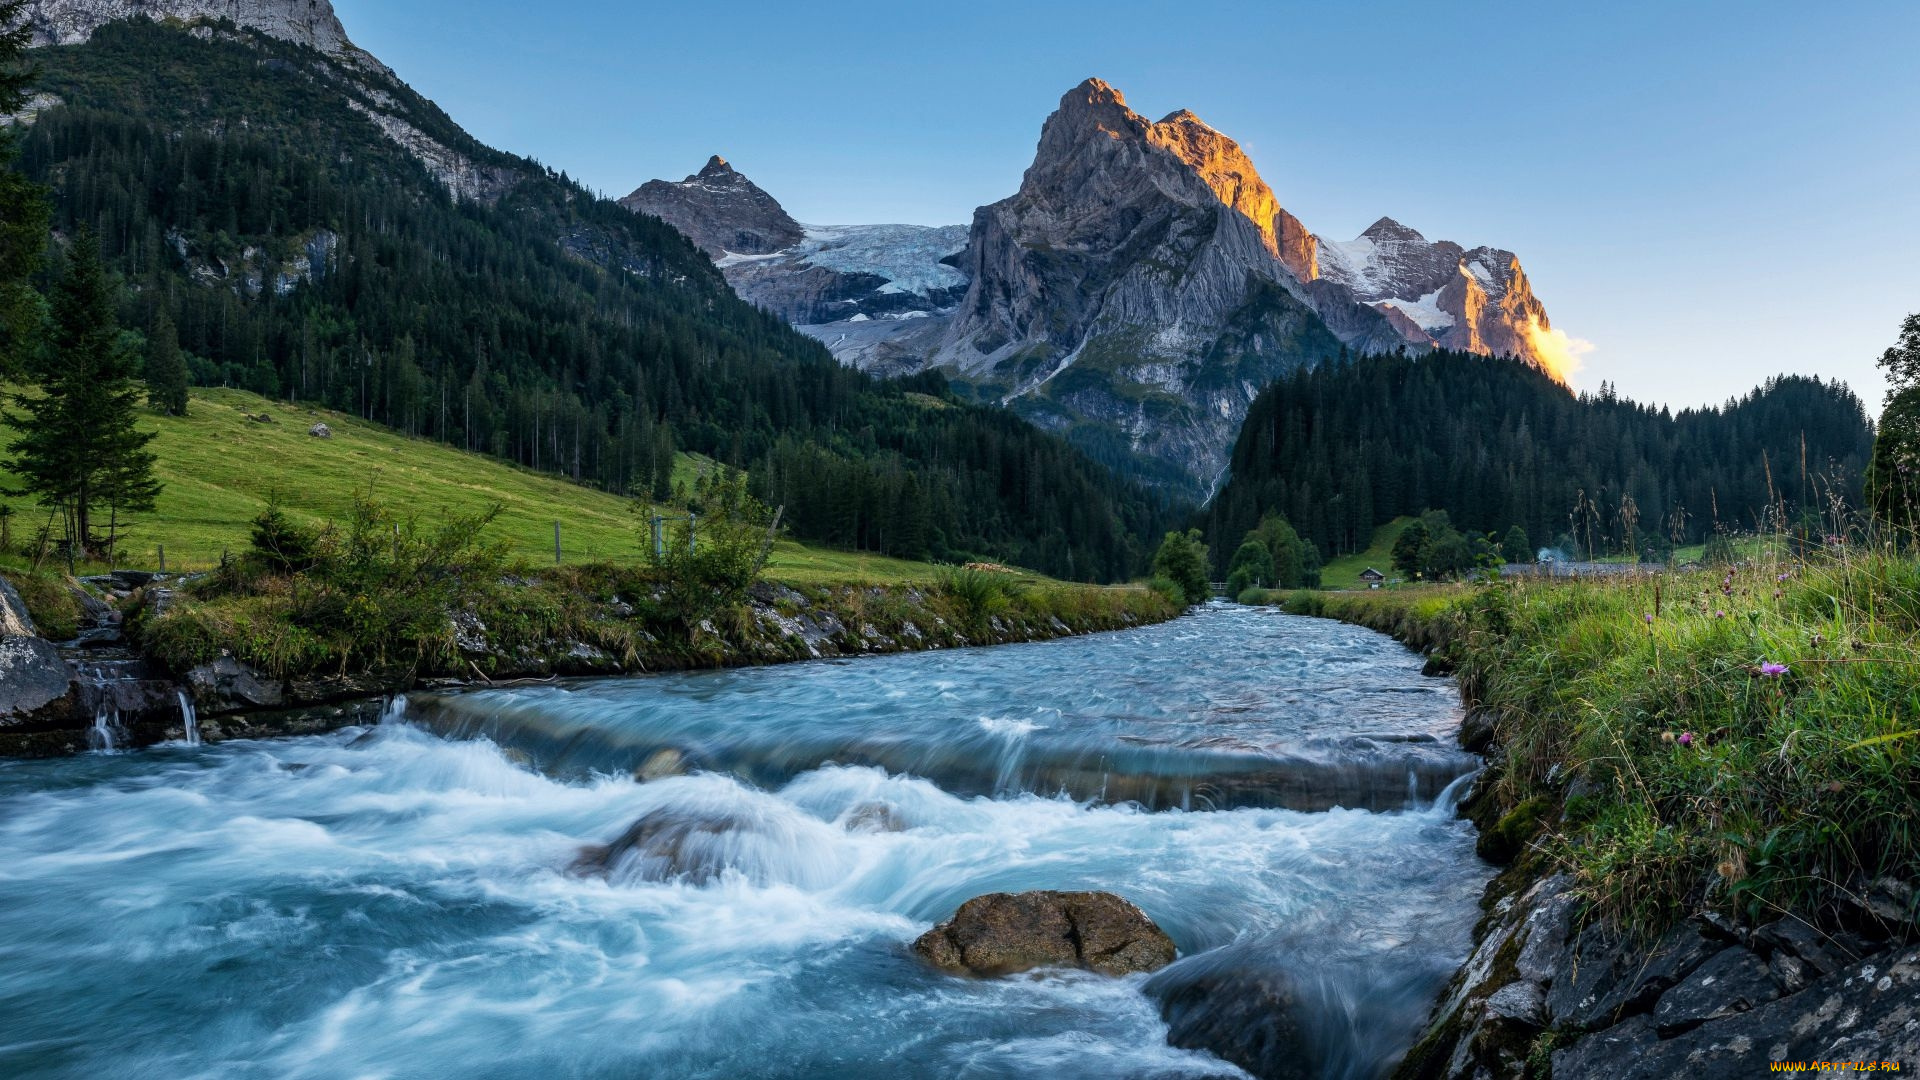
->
[145, 309, 190, 416]
[0, 0, 48, 379]
[5, 232, 161, 559]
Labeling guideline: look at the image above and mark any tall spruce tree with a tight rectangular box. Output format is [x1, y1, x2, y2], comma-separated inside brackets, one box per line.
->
[5, 231, 161, 559]
[0, 0, 48, 379]
[145, 309, 190, 416]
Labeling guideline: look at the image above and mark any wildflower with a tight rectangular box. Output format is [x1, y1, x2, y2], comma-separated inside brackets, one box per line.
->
[1759, 662, 1788, 677]
[1678, 732, 1695, 746]
[1715, 610, 1727, 619]
[1644, 613, 1654, 625]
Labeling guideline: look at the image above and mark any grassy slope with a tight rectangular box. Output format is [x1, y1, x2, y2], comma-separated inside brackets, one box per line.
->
[0, 387, 945, 585]
[1279, 555, 1920, 931]
[1319, 517, 1412, 589]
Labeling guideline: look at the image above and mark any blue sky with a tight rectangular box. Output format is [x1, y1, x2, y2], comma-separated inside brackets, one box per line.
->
[333, 0, 1919, 409]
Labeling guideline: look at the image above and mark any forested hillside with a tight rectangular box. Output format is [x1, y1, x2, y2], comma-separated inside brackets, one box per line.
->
[1206, 350, 1874, 562]
[13, 20, 1178, 580]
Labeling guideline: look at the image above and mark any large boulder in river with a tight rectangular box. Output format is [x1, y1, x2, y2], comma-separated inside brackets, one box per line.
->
[912, 890, 1175, 977]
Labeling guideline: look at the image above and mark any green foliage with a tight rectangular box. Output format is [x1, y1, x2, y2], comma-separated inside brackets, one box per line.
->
[164, 490, 508, 675]
[1388, 510, 1498, 581]
[1152, 529, 1211, 607]
[1206, 350, 1873, 563]
[642, 467, 773, 637]
[0, 566, 79, 641]
[144, 309, 189, 416]
[1224, 539, 1274, 597]
[1879, 311, 1920, 403]
[1315, 552, 1920, 935]
[939, 565, 1025, 625]
[246, 493, 318, 575]
[3, 231, 160, 559]
[1868, 387, 1920, 535]
[1146, 576, 1186, 608]
[1501, 525, 1533, 565]
[1701, 533, 1739, 566]
[18, 21, 1178, 583]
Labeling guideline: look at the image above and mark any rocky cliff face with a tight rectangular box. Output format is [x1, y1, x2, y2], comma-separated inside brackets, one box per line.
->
[21, 0, 375, 65]
[1318, 218, 1556, 367]
[620, 156, 803, 259]
[623, 76, 1569, 496]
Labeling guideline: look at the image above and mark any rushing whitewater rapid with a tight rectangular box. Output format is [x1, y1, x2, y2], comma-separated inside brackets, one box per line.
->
[0, 605, 1490, 1079]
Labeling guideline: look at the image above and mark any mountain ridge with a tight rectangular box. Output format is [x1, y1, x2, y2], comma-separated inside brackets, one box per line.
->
[622, 76, 1573, 496]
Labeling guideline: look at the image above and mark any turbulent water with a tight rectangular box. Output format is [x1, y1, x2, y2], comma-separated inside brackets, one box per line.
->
[0, 605, 1491, 1080]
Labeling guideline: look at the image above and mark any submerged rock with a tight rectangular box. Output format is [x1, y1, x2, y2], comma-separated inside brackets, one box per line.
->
[1149, 949, 1319, 1080]
[912, 890, 1175, 978]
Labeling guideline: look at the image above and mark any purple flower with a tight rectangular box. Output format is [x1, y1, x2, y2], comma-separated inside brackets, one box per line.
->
[1715, 610, 1727, 619]
[1644, 613, 1655, 625]
[1678, 732, 1695, 747]
[1759, 662, 1788, 677]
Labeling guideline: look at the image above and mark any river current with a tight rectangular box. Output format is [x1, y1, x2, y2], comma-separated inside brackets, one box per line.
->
[0, 604, 1491, 1079]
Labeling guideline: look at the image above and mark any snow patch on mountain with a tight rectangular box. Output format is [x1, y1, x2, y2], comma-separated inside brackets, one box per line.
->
[792, 223, 969, 297]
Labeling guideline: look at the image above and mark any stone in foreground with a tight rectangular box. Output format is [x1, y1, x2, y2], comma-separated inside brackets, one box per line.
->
[912, 890, 1175, 978]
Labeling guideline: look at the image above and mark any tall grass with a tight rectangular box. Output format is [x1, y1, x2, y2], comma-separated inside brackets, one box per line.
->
[1277, 541, 1920, 935]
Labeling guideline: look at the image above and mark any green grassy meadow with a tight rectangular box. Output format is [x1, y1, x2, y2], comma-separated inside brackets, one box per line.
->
[0, 387, 947, 585]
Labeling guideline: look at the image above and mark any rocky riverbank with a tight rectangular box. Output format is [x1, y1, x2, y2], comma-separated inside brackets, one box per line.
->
[0, 568, 1176, 758]
[1278, 582, 1920, 1078]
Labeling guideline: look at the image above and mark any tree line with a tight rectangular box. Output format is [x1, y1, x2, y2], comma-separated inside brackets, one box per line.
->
[1205, 349, 1875, 568]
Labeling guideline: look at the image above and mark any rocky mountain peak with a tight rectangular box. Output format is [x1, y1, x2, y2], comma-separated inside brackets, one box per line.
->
[21, 0, 363, 60]
[620, 157, 803, 259]
[1360, 216, 1426, 244]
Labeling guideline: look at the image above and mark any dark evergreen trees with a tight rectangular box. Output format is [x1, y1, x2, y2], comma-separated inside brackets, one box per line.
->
[1208, 350, 1873, 564]
[5, 232, 161, 558]
[145, 309, 189, 415]
[1869, 315, 1920, 534]
[1501, 525, 1533, 564]
[0, 0, 47, 379]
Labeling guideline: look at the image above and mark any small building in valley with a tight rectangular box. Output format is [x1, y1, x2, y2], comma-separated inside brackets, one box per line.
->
[1359, 567, 1386, 589]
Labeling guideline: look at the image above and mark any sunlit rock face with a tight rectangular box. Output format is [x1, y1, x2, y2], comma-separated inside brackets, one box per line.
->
[620, 76, 1569, 496]
[1316, 219, 1564, 380]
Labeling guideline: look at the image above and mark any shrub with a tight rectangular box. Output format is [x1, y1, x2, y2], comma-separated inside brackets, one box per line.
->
[640, 467, 775, 638]
[940, 565, 1020, 624]
[1152, 530, 1210, 607]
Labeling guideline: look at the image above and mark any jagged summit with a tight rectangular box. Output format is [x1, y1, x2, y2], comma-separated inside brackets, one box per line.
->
[620, 156, 803, 258]
[1361, 216, 1425, 242]
[614, 76, 1572, 495]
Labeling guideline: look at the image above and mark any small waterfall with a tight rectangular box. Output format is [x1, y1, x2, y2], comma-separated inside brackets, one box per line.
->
[382, 695, 409, 723]
[88, 706, 125, 753]
[176, 690, 200, 747]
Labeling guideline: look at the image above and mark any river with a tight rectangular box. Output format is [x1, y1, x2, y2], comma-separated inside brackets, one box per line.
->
[0, 604, 1491, 1079]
